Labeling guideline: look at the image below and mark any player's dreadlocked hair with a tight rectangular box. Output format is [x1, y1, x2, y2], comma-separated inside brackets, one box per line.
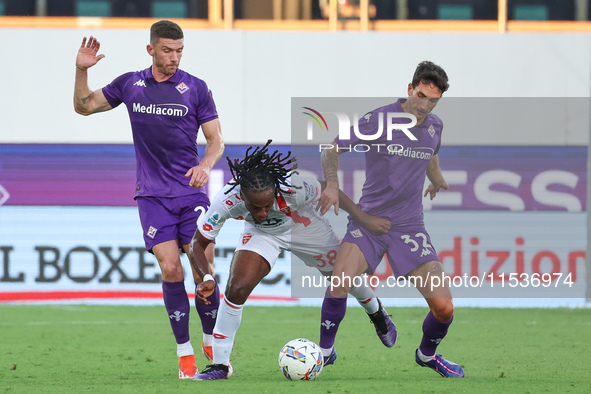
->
[225, 140, 299, 195]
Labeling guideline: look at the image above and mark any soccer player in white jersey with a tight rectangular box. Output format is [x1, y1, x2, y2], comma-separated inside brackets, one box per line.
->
[189, 140, 396, 380]
[317, 61, 464, 378]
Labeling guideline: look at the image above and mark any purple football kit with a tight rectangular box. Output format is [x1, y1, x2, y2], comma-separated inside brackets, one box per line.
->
[336, 99, 443, 277]
[102, 67, 218, 251]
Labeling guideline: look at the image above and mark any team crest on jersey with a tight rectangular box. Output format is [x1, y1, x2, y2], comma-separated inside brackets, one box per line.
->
[242, 233, 253, 245]
[147, 225, 158, 239]
[428, 124, 436, 138]
[280, 206, 291, 215]
[176, 82, 190, 94]
[350, 229, 363, 238]
[364, 112, 372, 122]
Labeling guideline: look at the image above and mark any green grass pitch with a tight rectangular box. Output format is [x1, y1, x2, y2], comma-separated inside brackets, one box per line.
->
[1, 304, 590, 393]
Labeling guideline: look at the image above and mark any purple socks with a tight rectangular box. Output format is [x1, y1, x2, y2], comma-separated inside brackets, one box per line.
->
[319, 293, 347, 349]
[419, 310, 453, 356]
[162, 280, 191, 344]
[195, 281, 220, 335]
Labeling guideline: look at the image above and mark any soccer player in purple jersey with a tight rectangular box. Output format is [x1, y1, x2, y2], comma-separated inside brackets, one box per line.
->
[73, 20, 224, 379]
[316, 61, 465, 378]
[188, 141, 392, 380]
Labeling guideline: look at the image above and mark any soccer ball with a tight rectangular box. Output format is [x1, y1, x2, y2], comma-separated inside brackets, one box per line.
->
[278, 338, 323, 381]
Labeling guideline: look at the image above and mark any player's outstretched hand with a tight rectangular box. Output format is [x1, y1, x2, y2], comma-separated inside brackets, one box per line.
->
[76, 36, 105, 71]
[185, 165, 210, 189]
[196, 279, 216, 305]
[315, 185, 339, 216]
[359, 214, 391, 235]
[424, 181, 449, 200]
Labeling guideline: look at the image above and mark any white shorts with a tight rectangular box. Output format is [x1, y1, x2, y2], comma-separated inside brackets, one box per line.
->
[235, 218, 340, 273]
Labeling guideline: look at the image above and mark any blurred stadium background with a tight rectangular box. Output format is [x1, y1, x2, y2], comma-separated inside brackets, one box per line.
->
[0, 0, 589, 308]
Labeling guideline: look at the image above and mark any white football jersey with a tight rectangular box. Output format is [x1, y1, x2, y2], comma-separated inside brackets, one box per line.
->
[197, 176, 324, 240]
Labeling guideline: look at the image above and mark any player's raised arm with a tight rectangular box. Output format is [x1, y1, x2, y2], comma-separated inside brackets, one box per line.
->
[74, 36, 112, 115]
[317, 141, 341, 215]
[185, 118, 224, 188]
[424, 154, 449, 200]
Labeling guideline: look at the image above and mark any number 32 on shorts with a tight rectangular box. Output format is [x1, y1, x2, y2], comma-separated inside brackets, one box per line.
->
[400, 233, 433, 253]
[314, 250, 337, 268]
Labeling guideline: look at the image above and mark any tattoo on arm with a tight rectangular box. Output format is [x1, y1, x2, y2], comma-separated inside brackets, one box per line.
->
[81, 94, 91, 104]
[321, 149, 339, 184]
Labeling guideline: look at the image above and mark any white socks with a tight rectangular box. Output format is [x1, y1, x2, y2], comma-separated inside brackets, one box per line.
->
[349, 281, 379, 314]
[202, 333, 213, 347]
[417, 348, 435, 362]
[212, 297, 244, 366]
[177, 340, 194, 358]
[320, 346, 334, 358]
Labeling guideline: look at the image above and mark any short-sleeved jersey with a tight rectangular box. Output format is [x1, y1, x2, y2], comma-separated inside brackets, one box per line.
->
[102, 67, 218, 198]
[197, 176, 323, 240]
[335, 99, 443, 226]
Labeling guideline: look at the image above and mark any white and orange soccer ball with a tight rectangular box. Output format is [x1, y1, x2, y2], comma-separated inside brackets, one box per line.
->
[278, 338, 323, 381]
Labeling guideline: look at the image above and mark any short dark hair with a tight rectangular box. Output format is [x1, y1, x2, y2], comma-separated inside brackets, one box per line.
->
[411, 61, 449, 94]
[150, 20, 184, 45]
[225, 140, 299, 196]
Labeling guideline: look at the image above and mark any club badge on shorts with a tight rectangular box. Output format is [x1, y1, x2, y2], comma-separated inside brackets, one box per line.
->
[148, 225, 158, 239]
[242, 233, 253, 245]
[350, 229, 363, 238]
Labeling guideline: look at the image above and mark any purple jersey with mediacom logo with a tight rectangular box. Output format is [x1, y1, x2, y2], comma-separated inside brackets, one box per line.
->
[335, 99, 443, 226]
[102, 67, 218, 198]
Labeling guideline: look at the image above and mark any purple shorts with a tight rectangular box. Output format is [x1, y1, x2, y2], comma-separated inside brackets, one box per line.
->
[136, 193, 210, 253]
[341, 218, 440, 277]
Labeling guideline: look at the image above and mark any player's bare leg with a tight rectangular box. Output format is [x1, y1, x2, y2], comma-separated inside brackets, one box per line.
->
[154, 240, 197, 378]
[194, 250, 271, 380]
[329, 242, 368, 297]
[409, 260, 464, 377]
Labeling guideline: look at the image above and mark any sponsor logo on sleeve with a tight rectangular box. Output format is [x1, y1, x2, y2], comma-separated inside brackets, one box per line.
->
[241, 233, 253, 245]
[201, 211, 220, 231]
[209, 211, 220, 224]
